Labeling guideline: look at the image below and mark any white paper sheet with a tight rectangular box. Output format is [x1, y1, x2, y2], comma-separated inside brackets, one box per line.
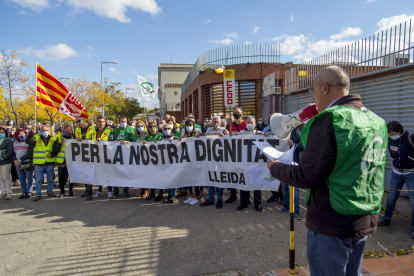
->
[84, 165, 96, 183]
[248, 165, 280, 190]
[253, 141, 295, 165]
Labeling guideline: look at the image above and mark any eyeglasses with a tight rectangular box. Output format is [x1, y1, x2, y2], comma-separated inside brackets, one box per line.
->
[309, 83, 332, 95]
[76, 120, 82, 124]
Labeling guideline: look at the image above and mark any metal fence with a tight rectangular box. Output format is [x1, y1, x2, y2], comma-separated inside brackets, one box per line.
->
[182, 43, 281, 94]
[284, 19, 414, 93]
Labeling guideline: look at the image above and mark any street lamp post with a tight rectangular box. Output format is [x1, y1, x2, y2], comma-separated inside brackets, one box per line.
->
[101, 61, 118, 118]
[126, 88, 135, 96]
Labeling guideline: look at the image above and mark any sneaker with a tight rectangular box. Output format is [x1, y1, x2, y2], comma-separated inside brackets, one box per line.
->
[225, 195, 237, 204]
[267, 195, 277, 203]
[24, 192, 31, 198]
[92, 191, 103, 198]
[33, 196, 41, 201]
[183, 197, 193, 204]
[86, 194, 93, 201]
[154, 195, 164, 201]
[6, 194, 12, 200]
[19, 193, 25, 199]
[294, 211, 302, 220]
[200, 200, 214, 206]
[378, 216, 391, 226]
[58, 193, 66, 198]
[280, 206, 289, 213]
[47, 193, 56, 197]
[189, 198, 199, 205]
[108, 192, 114, 199]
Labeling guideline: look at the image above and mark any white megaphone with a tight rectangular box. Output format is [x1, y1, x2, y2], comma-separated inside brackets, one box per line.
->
[270, 104, 319, 139]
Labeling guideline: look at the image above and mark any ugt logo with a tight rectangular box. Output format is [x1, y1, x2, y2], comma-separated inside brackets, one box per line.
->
[361, 136, 386, 176]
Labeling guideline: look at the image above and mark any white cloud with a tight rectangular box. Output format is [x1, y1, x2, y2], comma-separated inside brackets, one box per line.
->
[206, 19, 211, 23]
[144, 74, 158, 81]
[66, 0, 162, 23]
[109, 67, 121, 73]
[330, 27, 362, 40]
[251, 26, 260, 34]
[87, 54, 91, 58]
[86, 45, 95, 51]
[10, 0, 49, 12]
[130, 71, 138, 75]
[290, 15, 294, 22]
[365, 0, 376, 3]
[209, 38, 233, 45]
[225, 32, 238, 39]
[18, 10, 27, 14]
[244, 40, 252, 45]
[22, 44, 79, 61]
[374, 13, 414, 34]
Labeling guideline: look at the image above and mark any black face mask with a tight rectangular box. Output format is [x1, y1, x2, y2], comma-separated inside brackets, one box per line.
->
[234, 113, 241, 119]
[105, 124, 109, 128]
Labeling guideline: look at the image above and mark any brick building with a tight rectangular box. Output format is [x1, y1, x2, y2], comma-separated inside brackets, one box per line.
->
[181, 62, 297, 124]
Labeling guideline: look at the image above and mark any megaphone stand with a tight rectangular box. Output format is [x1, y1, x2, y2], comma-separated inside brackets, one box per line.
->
[289, 185, 295, 275]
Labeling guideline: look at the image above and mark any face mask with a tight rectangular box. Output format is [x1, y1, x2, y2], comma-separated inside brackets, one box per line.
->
[120, 123, 127, 128]
[186, 126, 193, 132]
[11, 131, 15, 134]
[234, 113, 241, 119]
[213, 124, 219, 129]
[19, 135, 26, 141]
[164, 129, 171, 136]
[389, 134, 400, 140]
[159, 124, 164, 129]
[42, 131, 49, 137]
[138, 127, 144, 132]
[0, 134, 5, 139]
[258, 121, 262, 125]
[9, 122, 13, 126]
[105, 124, 109, 128]
[246, 124, 254, 131]
[131, 123, 135, 127]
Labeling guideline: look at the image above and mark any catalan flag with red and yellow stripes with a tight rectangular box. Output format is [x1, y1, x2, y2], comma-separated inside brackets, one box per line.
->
[36, 63, 89, 121]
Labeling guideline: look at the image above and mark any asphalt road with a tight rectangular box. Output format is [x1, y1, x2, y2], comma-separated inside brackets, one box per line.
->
[0, 182, 412, 276]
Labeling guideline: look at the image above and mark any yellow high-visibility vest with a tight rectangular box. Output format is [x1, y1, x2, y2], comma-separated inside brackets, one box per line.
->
[56, 136, 65, 164]
[75, 126, 95, 140]
[33, 134, 57, 165]
[92, 128, 111, 141]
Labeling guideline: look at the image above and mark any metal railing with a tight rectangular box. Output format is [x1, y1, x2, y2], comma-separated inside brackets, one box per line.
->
[182, 43, 281, 94]
[285, 19, 414, 94]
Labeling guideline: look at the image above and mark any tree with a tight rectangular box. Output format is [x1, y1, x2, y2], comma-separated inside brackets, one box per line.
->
[0, 49, 29, 128]
[120, 98, 141, 120]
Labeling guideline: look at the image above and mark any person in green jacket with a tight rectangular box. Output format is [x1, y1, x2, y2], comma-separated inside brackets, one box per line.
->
[0, 127, 14, 200]
[113, 116, 135, 198]
[129, 119, 148, 198]
[143, 121, 164, 200]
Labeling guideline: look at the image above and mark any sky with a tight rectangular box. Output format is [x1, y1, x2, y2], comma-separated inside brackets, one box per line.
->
[1, 0, 413, 109]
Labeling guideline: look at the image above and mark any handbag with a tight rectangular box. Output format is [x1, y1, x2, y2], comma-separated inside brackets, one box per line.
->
[19, 161, 33, 171]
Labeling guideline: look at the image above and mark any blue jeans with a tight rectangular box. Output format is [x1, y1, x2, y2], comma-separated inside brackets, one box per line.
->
[166, 188, 176, 196]
[34, 165, 55, 197]
[16, 166, 33, 194]
[307, 229, 367, 276]
[384, 172, 414, 226]
[281, 183, 299, 211]
[208, 187, 223, 202]
[114, 187, 129, 195]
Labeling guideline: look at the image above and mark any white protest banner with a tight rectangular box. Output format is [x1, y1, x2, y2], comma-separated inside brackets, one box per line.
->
[65, 136, 289, 191]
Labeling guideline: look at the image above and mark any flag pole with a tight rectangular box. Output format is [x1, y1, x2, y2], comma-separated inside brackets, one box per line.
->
[34, 63, 37, 129]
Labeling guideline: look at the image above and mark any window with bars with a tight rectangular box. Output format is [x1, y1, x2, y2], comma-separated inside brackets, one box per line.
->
[193, 90, 199, 120]
[202, 81, 257, 120]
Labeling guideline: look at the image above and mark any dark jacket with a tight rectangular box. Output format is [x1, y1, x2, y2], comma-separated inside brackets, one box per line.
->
[0, 138, 14, 165]
[269, 94, 379, 239]
[255, 123, 268, 132]
[25, 131, 55, 166]
[290, 128, 304, 164]
[388, 131, 414, 173]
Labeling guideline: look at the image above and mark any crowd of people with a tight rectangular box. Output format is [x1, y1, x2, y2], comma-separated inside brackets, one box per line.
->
[0, 108, 303, 217]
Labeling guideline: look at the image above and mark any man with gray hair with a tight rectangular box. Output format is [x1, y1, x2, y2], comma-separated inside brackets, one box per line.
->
[267, 66, 387, 275]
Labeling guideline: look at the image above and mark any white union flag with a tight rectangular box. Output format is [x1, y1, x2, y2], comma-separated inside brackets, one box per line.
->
[137, 75, 159, 98]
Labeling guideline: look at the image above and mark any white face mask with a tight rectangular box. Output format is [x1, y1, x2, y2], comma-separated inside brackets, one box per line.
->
[213, 123, 219, 129]
[389, 134, 400, 140]
[120, 123, 127, 128]
[131, 123, 135, 127]
[246, 124, 254, 131]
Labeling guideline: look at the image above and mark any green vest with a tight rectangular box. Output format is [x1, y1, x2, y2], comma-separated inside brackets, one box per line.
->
[145, 133, 164, 142]
[300, 105, 387, 215]
[131, 131, 147, 142]
[92, 128, 112, 141]
[113, 127, 135, 142]
[33, 134, 57, 164]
